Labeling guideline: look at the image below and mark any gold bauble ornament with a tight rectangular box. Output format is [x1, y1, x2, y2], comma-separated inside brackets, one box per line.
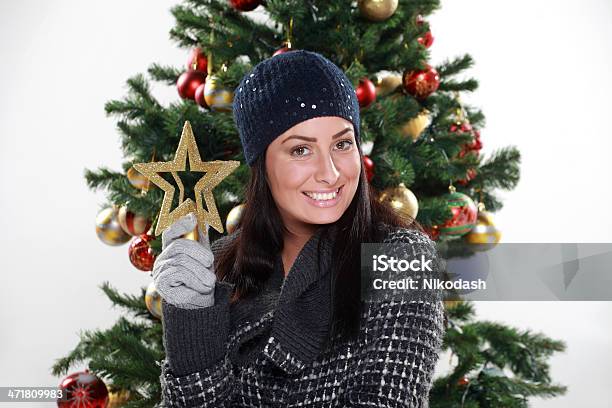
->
[401, 109, 431, 141]
[145, 281, 163, 319]
[126, 166, 150, 190]
[378, 182, 419, 221]
[203, 74, 234, 112]
[465, 206, 502, 251]
[107, 389, 131, 407]
[226, 203, 245, 234]
[358, 0, 398, 22]
[133, 121, 240, 236]
[95, 206, 131, 246]
[374, 74, 402, 97]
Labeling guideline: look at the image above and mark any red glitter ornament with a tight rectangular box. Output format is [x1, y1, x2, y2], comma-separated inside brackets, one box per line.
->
[402, 64, 440, 100]
[57, 370, 108, 408]
[128, 234, 156, 271]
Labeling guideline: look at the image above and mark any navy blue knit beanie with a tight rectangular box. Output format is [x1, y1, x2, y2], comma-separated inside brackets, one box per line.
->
[232, 50, 361, 166]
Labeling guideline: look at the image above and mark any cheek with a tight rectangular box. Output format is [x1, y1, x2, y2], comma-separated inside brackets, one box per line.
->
[337, 152, 362, 181]
[269, 161, 311, 196]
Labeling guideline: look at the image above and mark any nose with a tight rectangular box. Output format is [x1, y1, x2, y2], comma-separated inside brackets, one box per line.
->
[314, 150, 340, 185]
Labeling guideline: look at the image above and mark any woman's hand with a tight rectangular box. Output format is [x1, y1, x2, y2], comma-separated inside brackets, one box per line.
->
[152, 213, 217, 309]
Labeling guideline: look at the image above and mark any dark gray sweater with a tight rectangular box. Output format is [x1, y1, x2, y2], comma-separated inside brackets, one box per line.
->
[158, 225, 445, 407]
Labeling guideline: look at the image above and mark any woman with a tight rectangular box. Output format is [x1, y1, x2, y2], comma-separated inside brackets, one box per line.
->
[154, 50, 445, 407]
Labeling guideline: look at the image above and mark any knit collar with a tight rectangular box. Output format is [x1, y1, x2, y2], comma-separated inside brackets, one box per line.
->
[227, 225, 337, 374]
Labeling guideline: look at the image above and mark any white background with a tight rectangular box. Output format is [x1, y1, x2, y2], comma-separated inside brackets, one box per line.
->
[0, 0, 610, 407]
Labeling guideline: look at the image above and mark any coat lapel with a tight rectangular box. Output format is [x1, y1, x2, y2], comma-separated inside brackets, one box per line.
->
[225, 225, 337, 374]
[263, 225, 336, 374]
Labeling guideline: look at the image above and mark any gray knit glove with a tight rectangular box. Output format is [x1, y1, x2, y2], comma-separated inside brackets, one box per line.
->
[152, 213, 216, 309]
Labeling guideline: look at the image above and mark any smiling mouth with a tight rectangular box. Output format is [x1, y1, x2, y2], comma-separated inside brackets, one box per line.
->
[302, 185, 343, 201]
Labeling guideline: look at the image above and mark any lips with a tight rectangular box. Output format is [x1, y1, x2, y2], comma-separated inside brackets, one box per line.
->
[301, 185, 344, 208]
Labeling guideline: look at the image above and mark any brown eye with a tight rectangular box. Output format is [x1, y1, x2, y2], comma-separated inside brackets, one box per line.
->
[291, 146, 310, 157]
[335, 140, 353, 150]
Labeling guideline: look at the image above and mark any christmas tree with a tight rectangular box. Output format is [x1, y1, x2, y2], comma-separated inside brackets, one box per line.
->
[52, 0, 566, 406]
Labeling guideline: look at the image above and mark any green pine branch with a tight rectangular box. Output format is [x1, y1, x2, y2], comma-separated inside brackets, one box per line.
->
[430, 302, 566, 407]
[148, 63, 182, 85]
[473, 146, 521, 190]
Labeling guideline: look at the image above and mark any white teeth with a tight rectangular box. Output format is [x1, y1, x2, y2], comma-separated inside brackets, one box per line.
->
[304, 188, 339, 201]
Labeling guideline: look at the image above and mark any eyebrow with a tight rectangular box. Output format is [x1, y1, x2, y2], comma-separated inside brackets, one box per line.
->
[282, 127, 354, 144]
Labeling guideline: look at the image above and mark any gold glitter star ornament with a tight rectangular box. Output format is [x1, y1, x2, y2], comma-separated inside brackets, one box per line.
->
[133, 121, 240, 236]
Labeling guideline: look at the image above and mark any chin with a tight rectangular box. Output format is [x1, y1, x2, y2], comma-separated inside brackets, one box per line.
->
[307, 214, 342, 225]
[300, 208, 345, 225]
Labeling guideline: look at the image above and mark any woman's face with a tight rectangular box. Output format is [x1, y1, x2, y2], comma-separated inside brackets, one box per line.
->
[265, 116, 361, 234]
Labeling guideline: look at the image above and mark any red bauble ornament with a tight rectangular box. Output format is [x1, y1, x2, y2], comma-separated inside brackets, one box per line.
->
[356, 77, 377, 108]
[460, 132, 482, 156]
[177, 71, 207, 100]
[440, 190, 478, 237]
[458, 141, 482, 159]
[458, 145, 472, 159]
[402, 64, 440, 100]
[363, 155, 375, 182]
[417, 31, 434, 48]
[415, 15, 434, 48]
[452, 122, 480, 185]
[229, 0, 261, 11]
[186, 47, 208, 72]
[117, 206, 152, 236]
[457, 168, 477, 186]
[470, 129, 483, 151]
[128, 234, 156, 271]
[450, 120, 472, 134]
[457, 376, 470, 386]
[452, 122, 483, 159]
[273, 46, 293, 56]
[194, 83, 209, 108]
[58, 370, 108, 408]
[424, 225, 441, 241]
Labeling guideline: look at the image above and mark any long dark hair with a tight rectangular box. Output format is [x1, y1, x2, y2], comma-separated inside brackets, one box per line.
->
[214, 146, 423, 342]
